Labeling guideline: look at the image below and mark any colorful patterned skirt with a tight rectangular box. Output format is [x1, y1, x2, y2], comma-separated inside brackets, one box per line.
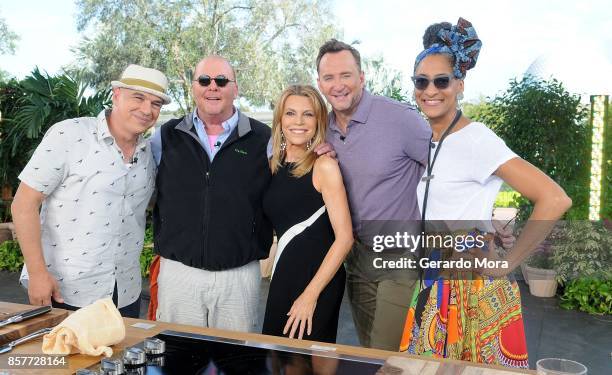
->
[399, 250, 529, 368]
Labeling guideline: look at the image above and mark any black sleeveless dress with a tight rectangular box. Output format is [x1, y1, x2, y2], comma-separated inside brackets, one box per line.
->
[262, 163, 346, 343]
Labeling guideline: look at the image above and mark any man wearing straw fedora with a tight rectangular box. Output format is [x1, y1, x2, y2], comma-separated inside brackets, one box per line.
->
[12, 64, 170, 318]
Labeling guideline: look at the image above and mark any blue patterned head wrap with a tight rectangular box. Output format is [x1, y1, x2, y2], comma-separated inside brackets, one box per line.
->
[414, 17, 482, 79]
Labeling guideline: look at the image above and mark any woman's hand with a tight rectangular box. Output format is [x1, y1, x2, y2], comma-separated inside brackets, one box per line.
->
[313, 142, 336, 159]
[469, 238, 514, 278]
[492, 219, 516, 250]
[283, 289, 319, 339]
[475, 261, 513, 278]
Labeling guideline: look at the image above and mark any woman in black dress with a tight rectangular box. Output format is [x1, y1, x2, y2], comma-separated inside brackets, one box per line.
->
[262, 85, 353, 343]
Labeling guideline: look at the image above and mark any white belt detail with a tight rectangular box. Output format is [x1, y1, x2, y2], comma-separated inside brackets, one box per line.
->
[270, 206, 326, 280]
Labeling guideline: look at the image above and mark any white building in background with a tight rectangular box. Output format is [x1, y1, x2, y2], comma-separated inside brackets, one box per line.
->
[524, 48, 612, 102]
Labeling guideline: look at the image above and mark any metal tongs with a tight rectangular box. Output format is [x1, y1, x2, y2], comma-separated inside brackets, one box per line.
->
[0, 327, 53, 354]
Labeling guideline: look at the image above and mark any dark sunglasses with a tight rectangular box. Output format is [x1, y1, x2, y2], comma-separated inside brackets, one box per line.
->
[194, 75, 235, 87]
[412, 75, 453, 90]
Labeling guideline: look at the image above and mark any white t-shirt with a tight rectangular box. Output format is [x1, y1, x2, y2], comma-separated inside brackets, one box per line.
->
[417, 122, 517, 231]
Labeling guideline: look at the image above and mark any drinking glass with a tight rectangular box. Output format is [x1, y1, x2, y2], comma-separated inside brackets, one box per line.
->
[536, 358, 587, 375]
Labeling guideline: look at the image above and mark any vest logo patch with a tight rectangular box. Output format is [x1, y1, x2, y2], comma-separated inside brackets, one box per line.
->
[234, 148, 248, 155]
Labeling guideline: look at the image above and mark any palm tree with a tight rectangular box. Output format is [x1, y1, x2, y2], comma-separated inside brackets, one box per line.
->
[7, 68, 111, 152]
[0, 68, 111, 219]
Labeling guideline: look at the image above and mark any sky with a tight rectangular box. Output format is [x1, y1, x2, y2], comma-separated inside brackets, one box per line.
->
[1, 0, 611, 102]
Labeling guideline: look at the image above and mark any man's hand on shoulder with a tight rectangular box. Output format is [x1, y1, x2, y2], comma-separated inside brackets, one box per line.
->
[313, 142, 336, 159]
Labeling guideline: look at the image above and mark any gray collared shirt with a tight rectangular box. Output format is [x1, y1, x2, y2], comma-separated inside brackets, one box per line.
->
[18, 110, 155, 308]
[326, 90, 432, 242]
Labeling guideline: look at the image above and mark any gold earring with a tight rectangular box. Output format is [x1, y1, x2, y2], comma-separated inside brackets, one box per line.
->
[280, 133, 286, 151]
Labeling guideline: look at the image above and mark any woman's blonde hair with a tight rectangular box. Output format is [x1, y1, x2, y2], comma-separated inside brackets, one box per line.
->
[270, 85, 328, 177]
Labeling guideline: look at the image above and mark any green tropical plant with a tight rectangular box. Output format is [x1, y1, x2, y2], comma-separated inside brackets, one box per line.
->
[7, 68, 111, 151]
[0, 78, 28, 193]
[550, 221, 612, 284]
[0, 68, 111, 207]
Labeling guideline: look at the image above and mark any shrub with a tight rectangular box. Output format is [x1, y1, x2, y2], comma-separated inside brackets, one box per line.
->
[551, 221, 612, 284]
[139, 224, 155, 278]
[0, 240, 23, 272]
[469, 76, 590, 221]
[494, 191, 521, 208]
[559, 277, 611, 315]
[526, 251, 554, 270]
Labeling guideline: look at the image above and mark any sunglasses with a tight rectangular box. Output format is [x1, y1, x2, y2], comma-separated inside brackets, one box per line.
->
[194, 75, 235, 87]
[412, 75, 453, 90]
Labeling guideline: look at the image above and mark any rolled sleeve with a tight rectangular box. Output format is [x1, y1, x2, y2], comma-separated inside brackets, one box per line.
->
[471, 130, 518, 184]
[18, 123, 71, 195]
[404, 109, 432, 166]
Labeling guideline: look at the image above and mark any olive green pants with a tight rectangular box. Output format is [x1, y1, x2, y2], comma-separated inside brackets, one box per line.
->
[345, 240, 419, 350]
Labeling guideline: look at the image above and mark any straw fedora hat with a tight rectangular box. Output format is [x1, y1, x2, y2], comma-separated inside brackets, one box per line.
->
[111, 64, 171, 104]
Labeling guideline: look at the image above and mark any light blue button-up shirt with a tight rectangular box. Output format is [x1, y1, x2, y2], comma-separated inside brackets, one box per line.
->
[193, 109, 239, 161]
[151, 108, 239, 166]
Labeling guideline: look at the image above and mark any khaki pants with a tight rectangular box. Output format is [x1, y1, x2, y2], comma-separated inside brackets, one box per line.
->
[156, 257, 260, 332]
[345, 240, 419, 350]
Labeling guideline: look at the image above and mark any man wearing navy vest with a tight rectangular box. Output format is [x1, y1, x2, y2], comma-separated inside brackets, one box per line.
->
[151, 55, 272, 331]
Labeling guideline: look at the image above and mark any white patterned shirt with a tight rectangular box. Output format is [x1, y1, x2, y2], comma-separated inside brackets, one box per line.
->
[19, 110, 155, 308]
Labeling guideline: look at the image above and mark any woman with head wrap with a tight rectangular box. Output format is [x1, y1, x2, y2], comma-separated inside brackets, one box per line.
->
[399, 18, 571, 368]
